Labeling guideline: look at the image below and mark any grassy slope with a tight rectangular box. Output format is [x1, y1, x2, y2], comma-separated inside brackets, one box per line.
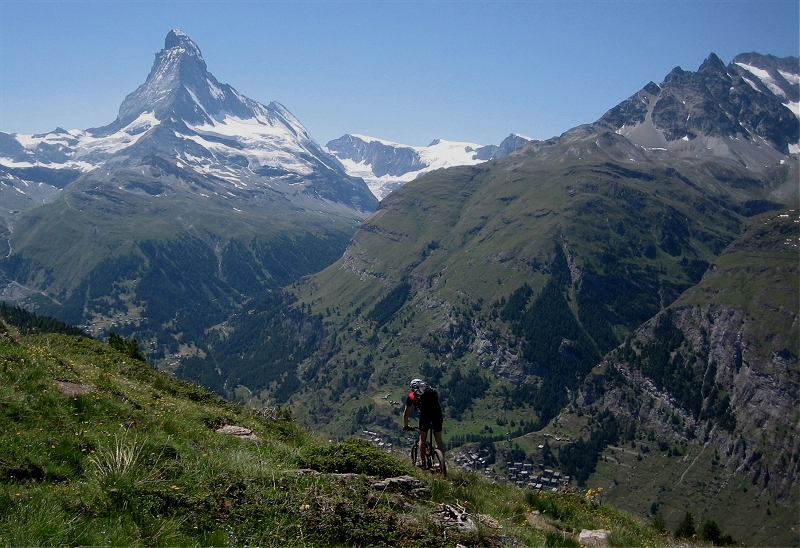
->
[0, 320, 665, 547]
[674, 207, 799, 353]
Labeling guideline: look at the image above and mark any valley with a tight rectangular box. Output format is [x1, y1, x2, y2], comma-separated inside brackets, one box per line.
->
[194, 53, 798, 545]
[0, 30, 798, 546]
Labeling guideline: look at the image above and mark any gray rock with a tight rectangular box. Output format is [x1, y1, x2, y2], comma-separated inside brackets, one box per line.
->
[578, 529, 611, 547]
[215, 425, 258, 440]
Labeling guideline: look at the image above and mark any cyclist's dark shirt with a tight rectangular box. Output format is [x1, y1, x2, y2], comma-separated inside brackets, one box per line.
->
[407, 391, 443, 432]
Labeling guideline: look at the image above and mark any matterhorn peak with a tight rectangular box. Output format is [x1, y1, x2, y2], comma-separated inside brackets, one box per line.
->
[163, 29, 205, 63]
[0, 29, 377, 217]
[114, 29, 270, 129]
[165, 28, 193, 48]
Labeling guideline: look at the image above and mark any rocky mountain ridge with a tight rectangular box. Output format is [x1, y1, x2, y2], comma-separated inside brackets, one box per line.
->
[599, 52, 798, 161]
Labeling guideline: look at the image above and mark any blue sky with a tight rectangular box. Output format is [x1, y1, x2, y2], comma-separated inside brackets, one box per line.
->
[1, 0, 798, 147]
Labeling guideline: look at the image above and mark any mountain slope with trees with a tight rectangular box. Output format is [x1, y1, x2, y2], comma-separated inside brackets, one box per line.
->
[191, 52, 799, 546]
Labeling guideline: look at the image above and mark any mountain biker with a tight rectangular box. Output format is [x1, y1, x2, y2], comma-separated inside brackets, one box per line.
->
[403, 378, 445, 468]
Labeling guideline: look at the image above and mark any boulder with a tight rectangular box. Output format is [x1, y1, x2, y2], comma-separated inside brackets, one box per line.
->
[578, 529, 611, 547]
[215, 425, 258, 440]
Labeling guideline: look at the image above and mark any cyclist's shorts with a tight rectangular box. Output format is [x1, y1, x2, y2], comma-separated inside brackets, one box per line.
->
[419, 410, 443, 433]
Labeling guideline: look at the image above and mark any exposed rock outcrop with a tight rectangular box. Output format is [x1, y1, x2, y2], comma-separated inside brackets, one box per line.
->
[216, 425, 259, 440]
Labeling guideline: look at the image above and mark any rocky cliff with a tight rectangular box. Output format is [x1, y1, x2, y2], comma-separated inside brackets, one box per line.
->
[578, 208, 798, 537]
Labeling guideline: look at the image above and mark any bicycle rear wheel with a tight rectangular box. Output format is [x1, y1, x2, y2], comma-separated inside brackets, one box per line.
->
[431, 448, 447, 477]
[424, 444, 434, 469]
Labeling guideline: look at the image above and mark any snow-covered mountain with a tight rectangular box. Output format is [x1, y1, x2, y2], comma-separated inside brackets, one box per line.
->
[0, 29, 376, 215]
[731, 53, 800, 121]
[325, 133, 533, 200]
[0, 29, 380, 361]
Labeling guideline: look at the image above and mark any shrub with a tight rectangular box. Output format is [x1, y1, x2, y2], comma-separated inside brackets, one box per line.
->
[107, 332, 145, 362]
[298, 439, 408, 478]
[652, 513, 667, 534]
[700, 518, 736, 545]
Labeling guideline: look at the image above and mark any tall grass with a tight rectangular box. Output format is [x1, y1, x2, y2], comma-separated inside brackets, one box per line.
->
[90, 432, 144, 482]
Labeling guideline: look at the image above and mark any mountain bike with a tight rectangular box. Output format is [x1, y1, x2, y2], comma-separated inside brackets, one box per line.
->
[404, 425, 447, 477]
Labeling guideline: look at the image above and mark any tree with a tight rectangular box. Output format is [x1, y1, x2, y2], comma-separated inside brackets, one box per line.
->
[699, 518, 722, 544]
[652, 513, 667, 534]
[107, 332, 146, 362]
[699, 518, 736, 546]
[674, 511, 696, 539]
